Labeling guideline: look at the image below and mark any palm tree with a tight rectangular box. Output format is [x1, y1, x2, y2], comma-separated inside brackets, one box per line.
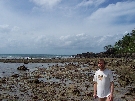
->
[104, 45, 113, 51]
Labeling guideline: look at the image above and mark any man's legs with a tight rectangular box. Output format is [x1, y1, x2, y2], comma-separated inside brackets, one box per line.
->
[106, 96, 113, 101]
[98, 97, 106, 101]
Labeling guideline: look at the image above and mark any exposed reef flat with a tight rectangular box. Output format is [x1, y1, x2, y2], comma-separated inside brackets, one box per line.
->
[0, 58, 135, 101]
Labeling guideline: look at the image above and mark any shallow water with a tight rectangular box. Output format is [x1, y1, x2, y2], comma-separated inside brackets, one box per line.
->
[0, 62, 63, 77]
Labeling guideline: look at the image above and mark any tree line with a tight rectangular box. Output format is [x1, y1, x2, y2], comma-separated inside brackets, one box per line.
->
[104, 28, 135, 54]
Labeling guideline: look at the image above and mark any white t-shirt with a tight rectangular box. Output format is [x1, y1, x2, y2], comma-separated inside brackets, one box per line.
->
[93, 68, 113, 98]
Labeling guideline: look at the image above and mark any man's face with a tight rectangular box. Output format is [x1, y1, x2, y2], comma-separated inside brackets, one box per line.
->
[98, 61, 105, 69]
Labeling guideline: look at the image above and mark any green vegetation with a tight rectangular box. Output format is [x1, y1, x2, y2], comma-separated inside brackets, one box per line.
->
[104, 29, 135, 54]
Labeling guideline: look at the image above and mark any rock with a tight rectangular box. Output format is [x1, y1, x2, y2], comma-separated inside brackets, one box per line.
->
[28, 78, 41, 84]
[0, 77, 7, 83]
[121, 96, 125, 99]
[11, 74, 19, 78]
[72, 88, 80, 95]
[33, 96, 38, 99]
[17, 65, 29, 71]
[24, 61, 29, 64]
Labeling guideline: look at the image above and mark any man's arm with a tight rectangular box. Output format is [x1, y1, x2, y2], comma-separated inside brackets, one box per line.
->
[108, 81, 114, 100]
[93, 82, 97, 98]
[110, 81, 114, 95]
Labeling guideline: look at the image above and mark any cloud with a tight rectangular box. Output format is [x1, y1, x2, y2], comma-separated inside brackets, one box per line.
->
[0, 24, 10, 33]
[82, 1, 135, 36]
[87, 1, 135, 24]
[0, 24, 20, 34]
[30, 0, 62, 8]
[77, 0, 106, 7]
[0, 30, 124, 53]
[0, 0, 135, 54]
[0, 24, 131, 54]
[43, 33, 125, 51]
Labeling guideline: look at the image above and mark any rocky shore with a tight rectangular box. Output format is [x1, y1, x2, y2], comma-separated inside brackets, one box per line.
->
[0, 58, 135, 101]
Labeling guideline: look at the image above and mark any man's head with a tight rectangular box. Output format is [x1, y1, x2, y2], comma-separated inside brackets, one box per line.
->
[98, 59, 105, 70]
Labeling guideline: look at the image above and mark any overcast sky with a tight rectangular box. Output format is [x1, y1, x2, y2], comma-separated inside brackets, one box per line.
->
[0, 0, 135, 55]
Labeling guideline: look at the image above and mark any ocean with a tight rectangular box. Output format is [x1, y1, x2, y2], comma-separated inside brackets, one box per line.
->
[0, 54, 72, 59]
[0, 54, 72, 78]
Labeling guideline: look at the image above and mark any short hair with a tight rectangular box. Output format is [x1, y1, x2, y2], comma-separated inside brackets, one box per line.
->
[98, 59, 106, 64]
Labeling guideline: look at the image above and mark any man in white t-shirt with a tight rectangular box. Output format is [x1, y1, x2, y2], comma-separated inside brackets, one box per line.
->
[93, 59, 114, 101]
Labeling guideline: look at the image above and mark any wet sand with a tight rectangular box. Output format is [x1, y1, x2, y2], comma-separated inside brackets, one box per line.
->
[0, 58, 135, 101]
